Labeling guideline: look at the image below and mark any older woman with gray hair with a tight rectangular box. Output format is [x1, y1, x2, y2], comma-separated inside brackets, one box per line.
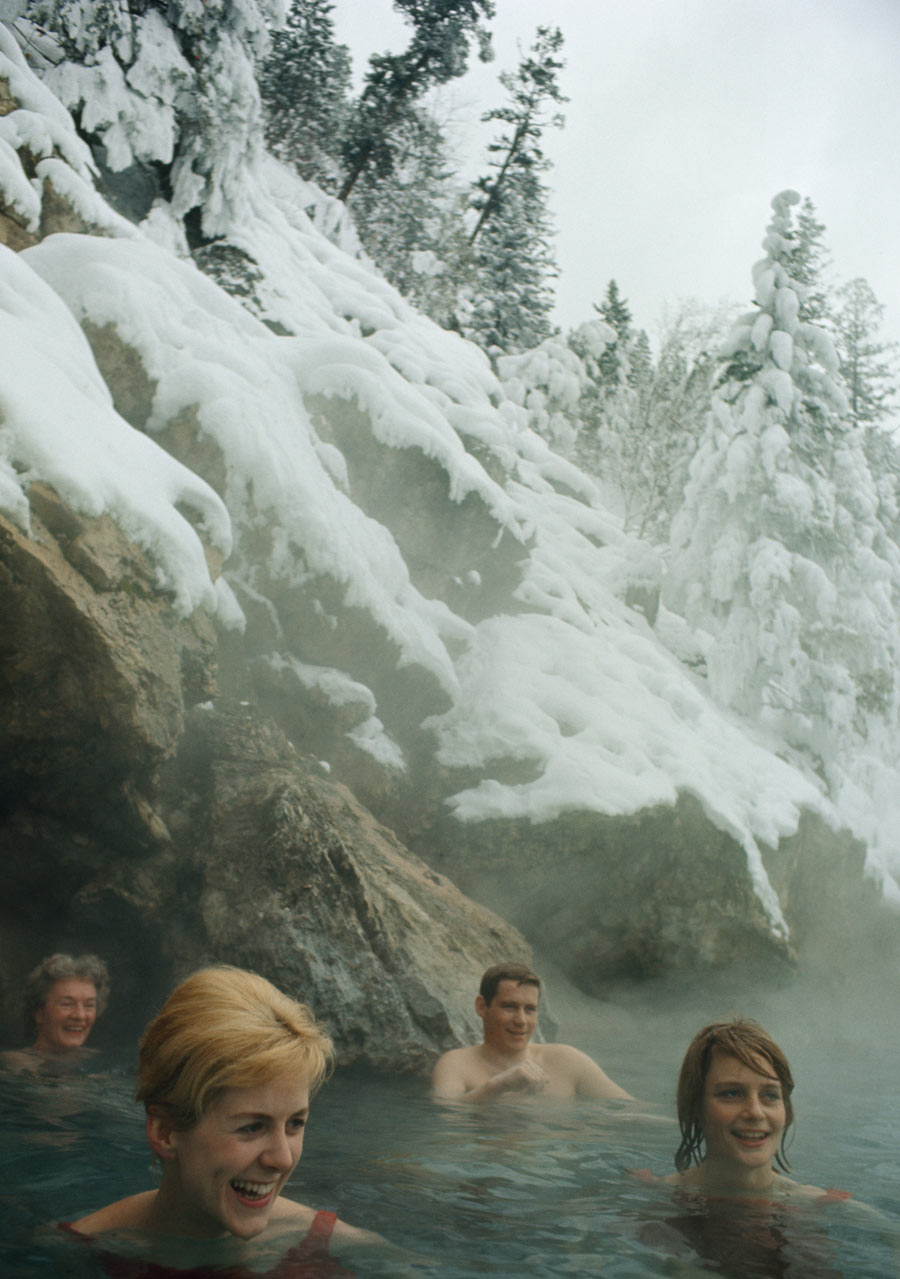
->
[2, 952, 109, 1073]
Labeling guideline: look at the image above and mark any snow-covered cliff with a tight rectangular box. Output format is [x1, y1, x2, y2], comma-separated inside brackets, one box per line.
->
[2, 23, 897, 1005]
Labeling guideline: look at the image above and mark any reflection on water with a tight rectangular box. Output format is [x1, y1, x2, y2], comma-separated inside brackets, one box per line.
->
[2, 1031, 897, 1279]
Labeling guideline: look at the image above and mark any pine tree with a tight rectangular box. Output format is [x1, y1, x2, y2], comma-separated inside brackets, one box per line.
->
[461, 25, 566, 356]
[570, 281, 638, 510]
[628, 328, 653, 394]
[571, 299, 726, 543]
[462, 147, 558, 354]
[349, 104, 470, 326]
[259, 0, 351, 193]
[787, 196, 832, 323]
[496, 325, 608, 455]
[467, 26, 565, 242]
[338, 0, 494, 203]
[623, 304, 727, 542]
[594, 279, 633, 385]
[831, 277, 899, 428]
[662, 190, 900, 769]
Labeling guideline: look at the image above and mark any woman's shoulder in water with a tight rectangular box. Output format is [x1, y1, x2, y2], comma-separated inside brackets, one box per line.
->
[270, 1199, 384, 1248]
[629, 1167, 850, 1203]
[63, 1190, 159, 1235]
[0, 1046, 101, 1077]
[66, 1193, 382, 1251]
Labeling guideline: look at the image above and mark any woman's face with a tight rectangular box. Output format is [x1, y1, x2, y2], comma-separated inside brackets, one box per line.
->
[701, 1050, 787, 1173]
[32, 978, 98, 1054]
[160, 1071, 310, 1239]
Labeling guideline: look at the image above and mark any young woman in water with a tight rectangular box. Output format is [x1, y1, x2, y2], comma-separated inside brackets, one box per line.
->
[631, 1017, 832, 1199]
[60, 966, 380, 1273]
[665, 1017, 833, 1197]
[630, 1020, 853, 1275]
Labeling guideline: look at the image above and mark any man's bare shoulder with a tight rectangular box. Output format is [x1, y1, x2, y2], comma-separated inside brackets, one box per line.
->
[431, 1044, 484, 1096]
[434, 1045, 483, 1066]
[533, 1042, 633, 1099]
[532, 1042, 588, 1063]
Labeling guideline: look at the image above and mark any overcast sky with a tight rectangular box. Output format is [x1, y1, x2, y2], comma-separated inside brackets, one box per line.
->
[331, 0, 900, 351]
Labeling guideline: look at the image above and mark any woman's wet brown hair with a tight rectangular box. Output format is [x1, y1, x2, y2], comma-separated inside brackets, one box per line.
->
[674, 1018, 795, 1172]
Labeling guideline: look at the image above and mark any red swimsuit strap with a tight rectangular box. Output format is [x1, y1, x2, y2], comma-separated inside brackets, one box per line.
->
[304, 1211, 337, 1245]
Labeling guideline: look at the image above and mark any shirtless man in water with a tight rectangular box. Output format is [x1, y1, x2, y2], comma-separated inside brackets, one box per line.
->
[431, 963, 633, 1102]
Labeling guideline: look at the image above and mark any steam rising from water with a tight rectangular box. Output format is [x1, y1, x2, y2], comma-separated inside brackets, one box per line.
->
[536, 938, 900, 1129]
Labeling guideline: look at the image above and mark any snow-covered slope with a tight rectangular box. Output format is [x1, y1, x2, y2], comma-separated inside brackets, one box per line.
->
[3, 23, 892, 932]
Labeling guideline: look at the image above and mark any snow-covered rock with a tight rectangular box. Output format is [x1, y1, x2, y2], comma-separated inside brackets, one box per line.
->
[3, 33, 899, 1024]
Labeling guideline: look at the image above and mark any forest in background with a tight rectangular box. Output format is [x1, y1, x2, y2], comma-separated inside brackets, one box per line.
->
[262, 2, 900, 518]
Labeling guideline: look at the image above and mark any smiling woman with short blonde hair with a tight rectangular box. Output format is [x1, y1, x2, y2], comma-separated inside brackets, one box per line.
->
[62, 967, 381, 1270]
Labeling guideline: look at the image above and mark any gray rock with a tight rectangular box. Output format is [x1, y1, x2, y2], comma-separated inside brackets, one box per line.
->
[0, 503, 531, 1068]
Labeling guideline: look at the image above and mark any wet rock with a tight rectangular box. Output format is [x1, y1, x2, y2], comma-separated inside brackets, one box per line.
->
[415, 793, 900, 998]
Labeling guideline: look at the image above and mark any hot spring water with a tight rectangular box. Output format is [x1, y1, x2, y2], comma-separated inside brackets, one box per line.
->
[3, 974, 899, 1277]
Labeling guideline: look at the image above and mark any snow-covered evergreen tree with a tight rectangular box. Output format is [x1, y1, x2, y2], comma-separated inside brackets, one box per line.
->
[462, 25, 565, 356]
[259, 0, 351, 193]
[496, 320, 613, 455]
[570, 281, 645, 522]
[663, 190, 900, 774]
[628, 328, 653, 394]
[463, 149, 558, 354]
[348, 104, 469, 327]
[832, 276, 899, 429]
[338, 0, 494, 203]
[594, 279, 633, 386]
[569, 307, 637, 481]
[787, 196, 832, 324]
[20, 0, 280, 236]
[621, 303, 728, 542]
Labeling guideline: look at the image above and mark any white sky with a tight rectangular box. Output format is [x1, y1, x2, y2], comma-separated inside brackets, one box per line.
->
[332, 0, 900, 350]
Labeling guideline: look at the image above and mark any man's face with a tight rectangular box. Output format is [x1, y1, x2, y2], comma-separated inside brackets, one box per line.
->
[476, 979, 539, 1054]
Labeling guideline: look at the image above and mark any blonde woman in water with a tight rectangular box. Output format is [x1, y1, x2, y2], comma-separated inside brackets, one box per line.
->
[60, 966, 380, 1274]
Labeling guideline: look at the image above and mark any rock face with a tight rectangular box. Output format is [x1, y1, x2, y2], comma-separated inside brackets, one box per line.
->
[0, 498, 532, 1063]
[418, 797, 794, 991]
[1, 488, 215, 839]
[0, 493, 206, 1034]
[417, 796, 900, 994]
[0, 37, 537, 1067]
[64, 702, 532, 1069]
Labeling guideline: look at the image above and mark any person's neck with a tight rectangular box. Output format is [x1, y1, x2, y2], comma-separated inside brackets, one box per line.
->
[145, 1175, 231, 1241]
[689, 1157, 779, 1195]
[126, 1185, 250, 1267]
[31, 1040, 86, 1060]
